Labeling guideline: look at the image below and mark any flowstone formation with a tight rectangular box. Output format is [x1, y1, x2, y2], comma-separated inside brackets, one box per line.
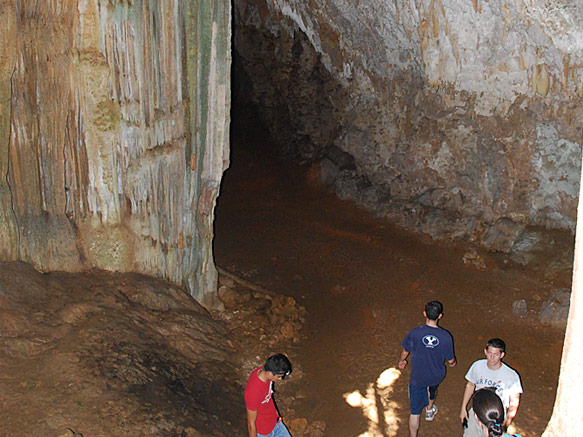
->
[0, 1, 231, 305]
[233, 0, 583, 250]
[0, 262, 242, 435]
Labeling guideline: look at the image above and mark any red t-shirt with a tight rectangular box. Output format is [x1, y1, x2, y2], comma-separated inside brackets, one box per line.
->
[244, 367, 279, 434]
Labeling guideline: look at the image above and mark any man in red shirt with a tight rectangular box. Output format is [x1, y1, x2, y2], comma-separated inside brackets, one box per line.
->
[244, 353, 292, 437]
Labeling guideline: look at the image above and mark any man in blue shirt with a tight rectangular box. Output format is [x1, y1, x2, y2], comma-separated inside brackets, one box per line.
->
[398, 301, 457, 437]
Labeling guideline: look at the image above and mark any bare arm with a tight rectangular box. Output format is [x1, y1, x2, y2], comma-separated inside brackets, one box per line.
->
[246, 408, 258, 437]
[460, 381, 475, 422]
[504, 393, 520, 427]
[447, 357, 457, 367]
[398, 347, 410, 370]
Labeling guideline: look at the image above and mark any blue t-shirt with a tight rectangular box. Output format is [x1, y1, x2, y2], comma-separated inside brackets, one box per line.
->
[401, 324, 455, 387]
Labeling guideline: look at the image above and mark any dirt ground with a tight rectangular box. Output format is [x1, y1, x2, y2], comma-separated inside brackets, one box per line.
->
[0, 260, 308, 436]
[0, 114, 570, 436]
[213, 113, 571, 437]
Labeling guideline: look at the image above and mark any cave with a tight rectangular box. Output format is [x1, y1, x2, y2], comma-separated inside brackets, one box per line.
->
[215, 1, 581, 435]
[0, 0, 581, 435]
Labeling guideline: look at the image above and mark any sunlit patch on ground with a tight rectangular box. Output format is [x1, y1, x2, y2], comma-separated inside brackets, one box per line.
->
[344, 367, 402, 436]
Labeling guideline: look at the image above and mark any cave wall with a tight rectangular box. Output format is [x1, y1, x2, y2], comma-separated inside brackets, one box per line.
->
[234, 0, 583, 249]
[0, 0, 231, 306]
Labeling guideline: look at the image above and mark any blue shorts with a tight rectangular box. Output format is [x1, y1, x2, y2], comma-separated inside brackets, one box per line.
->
[408, 384, 439, 415]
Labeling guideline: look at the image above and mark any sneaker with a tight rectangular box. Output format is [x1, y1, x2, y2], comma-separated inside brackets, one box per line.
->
[425, 405, 438, 421]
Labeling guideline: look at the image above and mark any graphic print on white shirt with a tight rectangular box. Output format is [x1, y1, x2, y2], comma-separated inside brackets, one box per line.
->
[466, 360, 523, 409]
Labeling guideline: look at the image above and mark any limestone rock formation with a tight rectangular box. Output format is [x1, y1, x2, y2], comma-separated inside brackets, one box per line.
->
[0, 1, 231, 305]
[233, 0, 583, 248]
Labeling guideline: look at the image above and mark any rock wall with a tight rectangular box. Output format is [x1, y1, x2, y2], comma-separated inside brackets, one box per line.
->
[0, 0, 231, 306]
[233, 0, 583, 249]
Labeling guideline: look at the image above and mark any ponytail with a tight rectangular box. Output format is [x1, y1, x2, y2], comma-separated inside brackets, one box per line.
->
[486, 418, 504, 437]
[472, 388, 506, 437]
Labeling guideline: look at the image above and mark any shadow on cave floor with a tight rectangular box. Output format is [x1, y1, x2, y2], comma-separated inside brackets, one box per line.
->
[214, 109, 570, 436]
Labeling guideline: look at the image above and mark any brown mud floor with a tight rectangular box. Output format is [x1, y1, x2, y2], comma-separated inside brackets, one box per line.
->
[213, 114, 570, 436]
[0, 116, 569, 436]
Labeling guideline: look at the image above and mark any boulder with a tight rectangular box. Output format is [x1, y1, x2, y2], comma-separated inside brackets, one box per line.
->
[539, 289, 571, 325]
[512, 299, 528, 318]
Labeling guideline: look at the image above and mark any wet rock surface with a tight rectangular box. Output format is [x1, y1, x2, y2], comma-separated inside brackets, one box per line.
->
[233, 0, 583, 246]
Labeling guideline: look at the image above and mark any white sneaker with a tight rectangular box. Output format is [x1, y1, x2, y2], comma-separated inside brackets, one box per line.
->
[425, 405, 438, 421]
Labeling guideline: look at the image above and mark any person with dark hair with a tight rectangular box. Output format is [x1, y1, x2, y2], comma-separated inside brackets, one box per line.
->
[472, 388, 523, 437]
[398, 301, 457, 437]
[244, 353, 292, 437]
[460, 339, 523, 437]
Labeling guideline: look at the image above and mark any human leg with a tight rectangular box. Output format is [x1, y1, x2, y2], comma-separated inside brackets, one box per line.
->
[408, 384, 429, 437]
[409, 414, 420, 437]
[427, 385, 438, 409]
[425, 385, 439, 421]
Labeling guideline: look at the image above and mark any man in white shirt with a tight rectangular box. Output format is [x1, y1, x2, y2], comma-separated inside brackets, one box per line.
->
[459, 338, 523, 436]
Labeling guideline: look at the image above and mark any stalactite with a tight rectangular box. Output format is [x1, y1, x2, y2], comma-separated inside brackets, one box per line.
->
[0, 0, 231, 306]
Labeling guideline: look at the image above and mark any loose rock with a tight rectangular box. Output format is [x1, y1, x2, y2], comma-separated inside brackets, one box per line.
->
[512, 299, 528, 318]
[539, 289, 571, 325]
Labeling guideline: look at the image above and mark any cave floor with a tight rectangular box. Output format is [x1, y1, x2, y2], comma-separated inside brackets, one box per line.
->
[213, 116, 570, 436]
[0, 118, 569, 436]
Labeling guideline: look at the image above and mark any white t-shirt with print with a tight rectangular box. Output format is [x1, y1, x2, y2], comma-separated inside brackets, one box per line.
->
[465, 359, 523, 409]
